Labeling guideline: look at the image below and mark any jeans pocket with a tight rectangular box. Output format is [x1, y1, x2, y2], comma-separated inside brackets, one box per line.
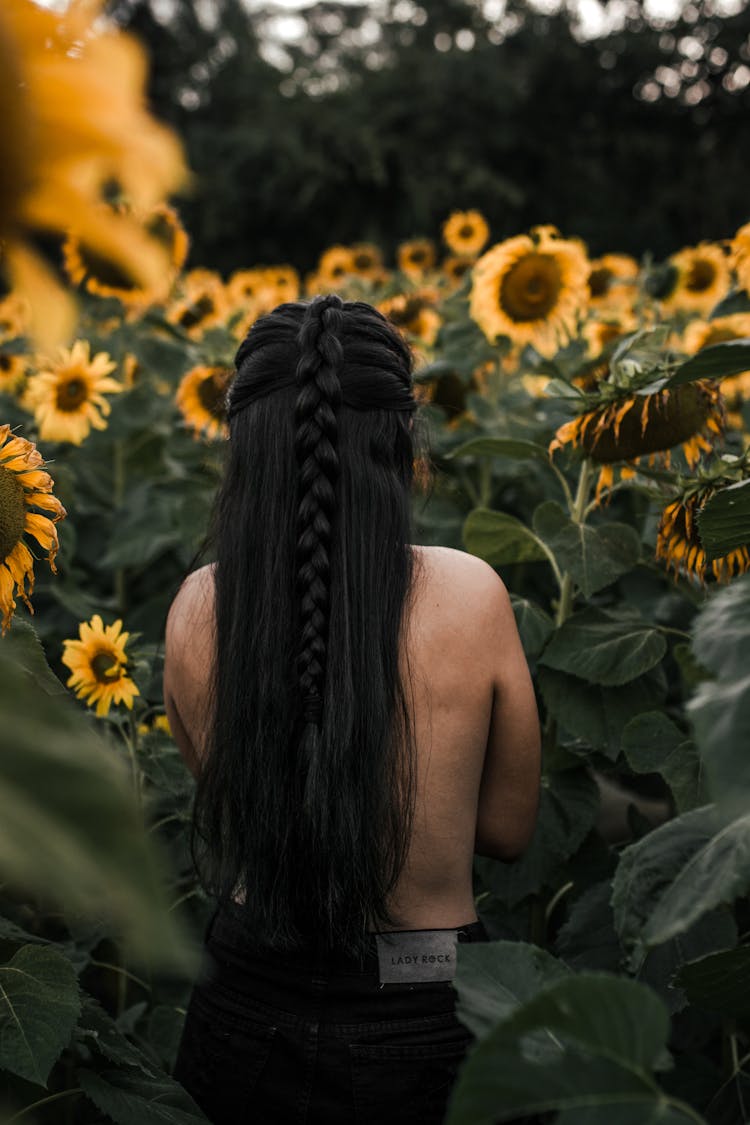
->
[173, 988, 278, 1125]
[349, 1035, 471, 1125]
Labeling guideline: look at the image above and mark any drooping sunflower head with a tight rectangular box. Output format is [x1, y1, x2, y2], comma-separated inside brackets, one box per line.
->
[656, 487, 750, 584]
[317, 246, 356, 286]
[587, 254, 639, 312]
[662, 242, 731, 316]
[397, 239, 437, 279]
[378, 292, 441, 346]
[0, 424, 66, 633]
[730, 221, 750, 295]
[470, 228, 590, 357]
[24, 340, 122, 445]
[682, 314, 750, 429]
[549, 379, 725, 500]
[176, 364, 232, 441]
[442, 210, 490, 258]
[61, 614, 140, 718]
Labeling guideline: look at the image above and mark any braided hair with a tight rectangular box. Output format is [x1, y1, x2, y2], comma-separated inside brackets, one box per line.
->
[192, 296, 428, 956]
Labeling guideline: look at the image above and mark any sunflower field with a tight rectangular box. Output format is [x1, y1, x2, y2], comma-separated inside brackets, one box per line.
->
[4, 3, 750, 1124]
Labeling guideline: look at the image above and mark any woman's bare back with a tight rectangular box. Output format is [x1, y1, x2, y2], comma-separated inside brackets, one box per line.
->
[164, 545, 541, 931]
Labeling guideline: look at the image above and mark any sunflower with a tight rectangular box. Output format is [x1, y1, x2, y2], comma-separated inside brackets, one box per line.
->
[0, 294, 31, 340]
[442, 255, 475, 290]
[470, 228, 590, 357]
[656, 486, 750, 584]
[587, 254, 639, 312]
[378, 292, 441, 346]
[549, 380, 724, 500]
[317, 246, 356, 287]
[63, 202, 189, 308]
[62, 614, 139, 717]
[682, 314, 750, 430]
[442, 210, 490, 258]
[0, 0, 187, 348]
[0, 353, 28, 395]
[348, 243, 385, 282]
[176, 365, 232, 441]
[397, 239, 437, 280]
[662, 243, 731, 316]
[0, 424, 65, 633]
[166, 271, 229, 339]
[24, 340, 122, 445]
[582, 315, 637, 360]
[730, 222, 750, 294]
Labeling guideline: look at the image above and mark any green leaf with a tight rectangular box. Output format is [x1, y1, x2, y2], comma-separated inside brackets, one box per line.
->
[454, 941, 569, 1041]
[556, 882, 622, 973]
[0, 619, 66, 697]
[463, 508, 549, 566]
[532, 502, 641, 597]
[446, 437, 550, 462]
[695, 478, 750, 561]
[77, 1068, 210, 1124]
[445, 975, 690, 1125]
[0, 945, 80, 1086]
[622, 712, 706, 813]
[509, 595, 554, 659]
[475, 769, 599, 906]
[539, 608, 667, 687]
[77, 997, 156, 1075]
[539, 665, 667, 760]
[668, 339, 750, 386]
[674, 946, 750, 1018]
[0, 648, 195, 971]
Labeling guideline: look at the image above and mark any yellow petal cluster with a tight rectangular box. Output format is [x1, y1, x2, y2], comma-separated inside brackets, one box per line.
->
[662, 243, 731, 315]
[442, 210, 490, 258]
[24, 340, 122, 445]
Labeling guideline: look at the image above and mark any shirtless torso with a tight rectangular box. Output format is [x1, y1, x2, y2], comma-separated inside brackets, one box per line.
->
[163, 545, 541, 932]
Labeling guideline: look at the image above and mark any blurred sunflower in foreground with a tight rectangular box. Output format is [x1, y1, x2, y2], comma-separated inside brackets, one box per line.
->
[0, 0, 187, 347]
[470, 227, 590, 358]
[0, 425, 66, 632]
[24, 340, 122, 445]
[176, 365, 232, 441]
[62, 614, 139, 717]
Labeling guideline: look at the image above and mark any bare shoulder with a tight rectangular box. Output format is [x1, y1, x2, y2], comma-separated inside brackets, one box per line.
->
[165, 563, 215, 650]
[413, 545, 512, 624]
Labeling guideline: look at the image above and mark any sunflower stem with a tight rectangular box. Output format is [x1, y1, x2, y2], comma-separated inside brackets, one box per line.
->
[556, 458, 593, 626]
[113, 439, 126, 614]
[5, 1089, 83, 1123]
[479, 459, 492, 507]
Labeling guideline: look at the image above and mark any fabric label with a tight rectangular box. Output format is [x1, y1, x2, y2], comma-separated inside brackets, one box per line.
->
[375, 929, 459, 984]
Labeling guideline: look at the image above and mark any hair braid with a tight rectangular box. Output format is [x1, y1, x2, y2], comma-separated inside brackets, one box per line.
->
[294, 295, 344, 727]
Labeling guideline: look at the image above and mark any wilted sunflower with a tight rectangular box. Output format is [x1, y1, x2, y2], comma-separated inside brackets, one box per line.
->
[550, 379, 724, 499]
[682, 314, 750, 429]
[0, 424, 65, 632]
[176, 365, 232, 441]
[318, 246, 356, 286]
[470, 228, 590, 357]
[25, 340, 122, 445]
[62, 614, 139, 718]
[378, 292, 441, 346]
[0, 0, 187, 347]
[662, 243, 731, 316]
[730, 222, 750, 294]
[442, 210, 490, 258]
[587, 254, 639, 312]
[397, 239, 437, 280]
[166, 271, 229, 339]
[63, 202, 189, 308]
[656, 485, 750, 584]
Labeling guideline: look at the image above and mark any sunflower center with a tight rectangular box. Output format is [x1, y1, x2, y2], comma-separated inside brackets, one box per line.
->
[197, 371, 228, 418]
[0, 354, 12, 372]
[588, 267, 612, 298]
[685, 259, 716, 293]
[459, 224, 474, 240]
[354, 252, 374, 270]
[91, 649, 122, 683]
[0, 464, 25, 563]
[79, 245, 139, 292]
[409, 249, 427, 264]
[56, 375, 89, 412]
[500, 254, 562, 323]
[179, 295, 215, 330]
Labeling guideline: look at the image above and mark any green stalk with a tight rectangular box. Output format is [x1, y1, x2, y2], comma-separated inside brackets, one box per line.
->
[6, 1089, 83, 1123]
[113, 439, 126, 614]
[555, 458, 593, 628]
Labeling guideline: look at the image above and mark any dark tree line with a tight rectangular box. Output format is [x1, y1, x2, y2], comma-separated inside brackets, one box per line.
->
[107, 0, 750, 272]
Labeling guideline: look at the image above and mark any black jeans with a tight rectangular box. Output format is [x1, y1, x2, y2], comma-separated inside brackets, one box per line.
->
[173, 903, 489, 1125]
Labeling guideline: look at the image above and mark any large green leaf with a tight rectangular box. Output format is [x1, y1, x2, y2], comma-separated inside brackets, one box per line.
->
[622, 712, 706, 813]
[77, 1068, 209, 1124]
[688, 575, 750, 816]
[667, 339, 750, 386]
[445, 975, 697, 1125]
[509, 595, 554, 659]
[446, 437, 550, 462]
[475, 769, 599, 906]
[0, 945, 80, 1086]
[0, 639, 194, 971]
[556, 882, 622, 973]
[454, 941, 569, 1041]
[673, 946, 750, 1018]
[696, 478, 750, 561]
[539, 665, 667, 760]
[532, 502, 641, 597]
[539, 608, 667, 687]
[463, 507, 549, 566]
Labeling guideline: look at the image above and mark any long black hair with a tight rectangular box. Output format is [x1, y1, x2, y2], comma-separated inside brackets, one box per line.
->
[190, 295, 431, 957]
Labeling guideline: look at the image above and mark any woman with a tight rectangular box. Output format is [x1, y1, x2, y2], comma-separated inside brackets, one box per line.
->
[165, 294, 541, 1125]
